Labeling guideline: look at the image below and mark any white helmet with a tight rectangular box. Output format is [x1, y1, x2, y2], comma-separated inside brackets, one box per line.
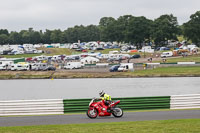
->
[99, 90, 105, 97]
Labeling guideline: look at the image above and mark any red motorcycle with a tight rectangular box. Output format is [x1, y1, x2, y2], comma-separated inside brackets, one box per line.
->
[87, 98, 123, 119]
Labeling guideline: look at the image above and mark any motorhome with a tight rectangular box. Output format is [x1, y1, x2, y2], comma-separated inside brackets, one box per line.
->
[64, 62, 83, 69]
[11, 64, 29, 71]
[118, 63, 134, 72]
[31, 63, 48, 71]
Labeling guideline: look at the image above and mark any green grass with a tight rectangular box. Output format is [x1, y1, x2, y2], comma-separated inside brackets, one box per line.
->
[160, 55, 200, 63]
[0, 119, 200, 133]
[2, 54, 43, 58]
[131, 66, 200, 77]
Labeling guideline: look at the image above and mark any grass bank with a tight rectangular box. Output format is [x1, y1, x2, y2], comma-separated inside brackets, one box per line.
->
[0, 119, 200, 133]
[155, 55, 200, 63]
[0, 66, 200, 79]
[131, 66, 200, 77]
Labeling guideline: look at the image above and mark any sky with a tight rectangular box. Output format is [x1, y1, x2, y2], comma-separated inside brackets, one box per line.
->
[0, 0, 199, 32]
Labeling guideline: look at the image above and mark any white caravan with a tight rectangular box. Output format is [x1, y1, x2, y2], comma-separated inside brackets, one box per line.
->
[64, 62, 83, 69]
[31, 63, 48, 71]
[11, 64, 29, 71]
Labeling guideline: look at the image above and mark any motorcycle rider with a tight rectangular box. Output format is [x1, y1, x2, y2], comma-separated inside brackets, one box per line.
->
[99, 90, 112, 112]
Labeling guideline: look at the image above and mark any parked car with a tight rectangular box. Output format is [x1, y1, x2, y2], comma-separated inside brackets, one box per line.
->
[131, 54, 141, 59]
[0, 64, 7, 71]
[109, 65, 120, 72]
[44, 65, 56, 71]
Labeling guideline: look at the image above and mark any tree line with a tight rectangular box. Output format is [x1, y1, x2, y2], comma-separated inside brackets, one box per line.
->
[0, 11, 200, 47]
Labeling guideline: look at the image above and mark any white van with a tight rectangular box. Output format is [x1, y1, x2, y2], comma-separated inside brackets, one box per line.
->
[118, 63, 134, 72]
[161, 51, 173, 58]
[64, 62, 83, 69]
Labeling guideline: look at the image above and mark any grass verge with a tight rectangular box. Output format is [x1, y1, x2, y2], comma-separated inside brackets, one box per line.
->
[155, 55, 200, 63]
[0, 119, 200, 133]
[131, 66, 200, 77]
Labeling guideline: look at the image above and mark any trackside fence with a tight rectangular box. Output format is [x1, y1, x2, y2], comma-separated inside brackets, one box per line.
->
[170, 94, 200, 109]
[0, 99, 64, 116]
[63, 96, 170, 113]
[1, 94, 200, 116]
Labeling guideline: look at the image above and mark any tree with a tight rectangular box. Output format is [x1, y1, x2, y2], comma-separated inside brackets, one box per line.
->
[115, 15, 134, 42]
[152, 14, 179, 47]
[0, 29, 9, 35]
[127, 16, 153, 48]
[0, 34, 9, 44]
[20, 30, 30, 44]
[42, 30, 52, 44]
[50, 29, 63, 43]
[183, 11, 200, 46]
[99, 17, 116, 41]
[9, 32, 22, 44]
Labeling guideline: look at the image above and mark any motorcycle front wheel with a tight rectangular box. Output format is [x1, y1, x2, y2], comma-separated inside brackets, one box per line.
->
[87, 108, 98, 119]
[112, 107, 123, 118]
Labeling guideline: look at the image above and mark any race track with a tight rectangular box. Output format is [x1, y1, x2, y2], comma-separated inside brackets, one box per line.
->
[1, 110, 200, 127]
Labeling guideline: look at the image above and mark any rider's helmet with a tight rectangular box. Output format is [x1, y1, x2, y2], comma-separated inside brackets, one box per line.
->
[99, 90, 105, 97]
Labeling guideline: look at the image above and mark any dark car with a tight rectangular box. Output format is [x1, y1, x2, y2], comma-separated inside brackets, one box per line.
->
[131, 54, 141, 59]
[109, 65, 120, 72]
[44, 66, 56, 71]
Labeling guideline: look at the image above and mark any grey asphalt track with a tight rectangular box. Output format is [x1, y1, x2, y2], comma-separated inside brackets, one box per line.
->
[1, 110, 200, 127]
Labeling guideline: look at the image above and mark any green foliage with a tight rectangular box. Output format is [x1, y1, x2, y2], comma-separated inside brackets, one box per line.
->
[0, 34, 9, 44]
[183, 11, 200, 46]
[127, 16, 153, 48]
[99, 17, 116, 41]
[152, 14, 179, 46]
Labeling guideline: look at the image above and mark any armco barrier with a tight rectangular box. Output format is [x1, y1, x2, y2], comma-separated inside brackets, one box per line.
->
[0, 99, 64, 116]
[63, 96, 170, 113]
[170, 94, 200, 109]
[2, 94, 200, 116]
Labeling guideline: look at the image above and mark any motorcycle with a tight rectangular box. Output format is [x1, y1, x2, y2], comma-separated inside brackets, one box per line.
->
[86, 98, 123, 119]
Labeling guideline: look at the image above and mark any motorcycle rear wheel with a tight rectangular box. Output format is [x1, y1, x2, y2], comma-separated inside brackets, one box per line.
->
[112, 107, 123, 118]
[87, 108, 98, 119]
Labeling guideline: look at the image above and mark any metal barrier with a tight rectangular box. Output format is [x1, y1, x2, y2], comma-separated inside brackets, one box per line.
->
[170, 94, 200, 109]
[63, 96, 170, 113]
[1, 94, 200, 116]
[0, 99, 64, 116]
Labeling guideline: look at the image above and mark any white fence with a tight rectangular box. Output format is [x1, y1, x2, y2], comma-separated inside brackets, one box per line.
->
[170, 94, 200, 109]
[0, 99, 64, 116]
